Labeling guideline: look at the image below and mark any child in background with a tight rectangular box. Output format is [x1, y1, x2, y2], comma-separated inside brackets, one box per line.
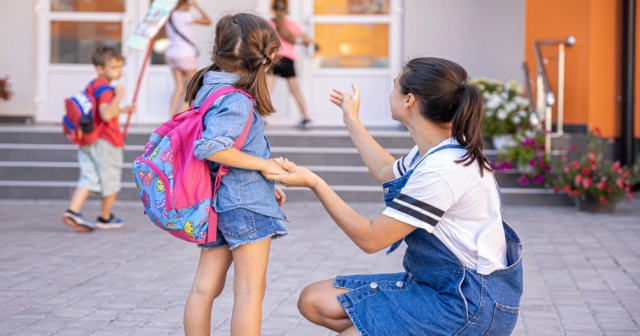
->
[166, 0, 212, 115]
[61, 46, 135, 232]
[267, 0, 314, 129]
[181, 13, 288, 336]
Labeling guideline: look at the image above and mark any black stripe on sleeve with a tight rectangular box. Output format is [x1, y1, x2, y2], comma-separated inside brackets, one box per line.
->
[401, 155, 409, 172]
[388, 201, 439, 227]
[396, 193, 445, 218]
[396, 158, 405, 176]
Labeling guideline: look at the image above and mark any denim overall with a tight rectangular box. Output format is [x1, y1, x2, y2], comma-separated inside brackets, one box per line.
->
[335, 145, 524, 336]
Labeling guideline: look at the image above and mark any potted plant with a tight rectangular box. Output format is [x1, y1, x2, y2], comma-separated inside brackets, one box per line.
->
[0, 76, 13, 102]
[552, 129, 640, 213]
[494, 129, 552, 187]
[468, 77, 531, 150]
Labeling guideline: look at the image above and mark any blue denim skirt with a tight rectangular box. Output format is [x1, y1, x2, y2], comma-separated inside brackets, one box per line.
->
[198, 208, 288, 250]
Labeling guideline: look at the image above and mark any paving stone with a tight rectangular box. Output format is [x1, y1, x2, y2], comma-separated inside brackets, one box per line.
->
[0, 198, 639, 335]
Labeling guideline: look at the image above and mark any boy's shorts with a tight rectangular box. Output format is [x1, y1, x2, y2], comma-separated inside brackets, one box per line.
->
[77, 139, 123, 197]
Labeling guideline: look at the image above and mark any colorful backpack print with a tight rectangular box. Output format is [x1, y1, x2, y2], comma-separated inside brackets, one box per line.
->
[132, 87, 254, 243]
[62, 80, 113, 146]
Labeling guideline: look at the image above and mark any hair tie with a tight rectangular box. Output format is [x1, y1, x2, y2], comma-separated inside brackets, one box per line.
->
[458, 82, 466, 90]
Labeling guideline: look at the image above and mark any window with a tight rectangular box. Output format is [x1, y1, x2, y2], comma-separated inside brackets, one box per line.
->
[50, 21, 122, 64]
[314, 23, 388, 68]
[314, 0, 389, 15]
[51, 0, 125, 12]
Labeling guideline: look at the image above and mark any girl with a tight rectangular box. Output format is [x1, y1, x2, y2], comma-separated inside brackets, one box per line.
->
[183, 13, 288, 336]
[165, 0, 211, 115]
[267, 0, 314, 129]
[266, 58, 524, 335]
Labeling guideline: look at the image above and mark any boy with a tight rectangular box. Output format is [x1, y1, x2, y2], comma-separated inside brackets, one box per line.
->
[61, 46, 135, 233]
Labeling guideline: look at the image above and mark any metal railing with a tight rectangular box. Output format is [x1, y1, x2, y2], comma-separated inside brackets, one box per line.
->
[533, 36, 575, 154]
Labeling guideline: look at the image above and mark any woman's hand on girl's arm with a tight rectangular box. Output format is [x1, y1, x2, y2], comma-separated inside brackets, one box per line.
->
[262, 158, 319, 188]
[266, 158, 415, 253]
[329, 84, 397, 183]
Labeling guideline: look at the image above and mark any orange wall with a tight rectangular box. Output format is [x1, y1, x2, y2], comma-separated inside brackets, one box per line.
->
[525, 0, 623, 137]
[587, 0, 622, 138]
[525, 0, 590, 126]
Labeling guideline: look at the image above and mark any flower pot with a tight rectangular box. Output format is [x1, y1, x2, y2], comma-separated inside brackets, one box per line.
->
[575, 195, 616, 213]
[492, 134, 516, 151]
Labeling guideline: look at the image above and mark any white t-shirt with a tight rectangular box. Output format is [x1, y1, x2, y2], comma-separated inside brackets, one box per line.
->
[382, 138, 508, 275]
[165, 11, 197, 58]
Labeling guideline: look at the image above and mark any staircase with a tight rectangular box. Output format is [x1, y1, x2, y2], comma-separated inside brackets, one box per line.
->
[0, 125, 572, 205]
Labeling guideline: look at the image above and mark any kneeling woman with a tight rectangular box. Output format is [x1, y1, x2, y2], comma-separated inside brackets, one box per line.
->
[266, 58, 523, 335]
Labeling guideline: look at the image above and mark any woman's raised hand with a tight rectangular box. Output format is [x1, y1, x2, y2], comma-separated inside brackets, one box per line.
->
[330, 84, 361, 124]
[263, 158, 320, 188]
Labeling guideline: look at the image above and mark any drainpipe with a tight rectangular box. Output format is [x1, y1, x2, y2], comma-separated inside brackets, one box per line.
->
[622, 0, 636, 166]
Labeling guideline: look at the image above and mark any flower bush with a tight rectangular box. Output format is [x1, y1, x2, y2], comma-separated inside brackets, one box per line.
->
[0, 76, 13, 101]
[552, 129, 640, 204]
[494, 129, 552, 186]
[468, 77, 531, 138]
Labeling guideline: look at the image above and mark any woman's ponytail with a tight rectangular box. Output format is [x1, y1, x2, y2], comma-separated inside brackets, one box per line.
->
[452, 84, 492, 175]
[399, 57, 492, 176]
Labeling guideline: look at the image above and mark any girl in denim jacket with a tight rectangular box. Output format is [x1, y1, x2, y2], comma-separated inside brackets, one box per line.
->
[182, 13, 288, 336]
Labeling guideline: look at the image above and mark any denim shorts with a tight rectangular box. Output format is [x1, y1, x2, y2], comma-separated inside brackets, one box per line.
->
[198, 208, 288, 250]
[77, 139, 123, 197]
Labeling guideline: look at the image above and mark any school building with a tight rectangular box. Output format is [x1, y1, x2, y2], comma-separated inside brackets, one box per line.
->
[0, 0, 638, 162]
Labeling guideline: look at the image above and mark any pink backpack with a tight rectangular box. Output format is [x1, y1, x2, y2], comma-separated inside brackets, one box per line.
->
[132, 87, 253, 243]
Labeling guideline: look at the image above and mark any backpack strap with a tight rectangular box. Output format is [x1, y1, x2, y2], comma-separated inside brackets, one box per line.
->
[93, 85, 114, 100]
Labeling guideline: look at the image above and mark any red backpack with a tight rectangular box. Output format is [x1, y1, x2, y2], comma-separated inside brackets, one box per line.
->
[62, 80, 113, 146]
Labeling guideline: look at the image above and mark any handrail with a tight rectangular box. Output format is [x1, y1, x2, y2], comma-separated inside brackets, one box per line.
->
[521, 62, 537, 126]
[534, 36, 575, 154]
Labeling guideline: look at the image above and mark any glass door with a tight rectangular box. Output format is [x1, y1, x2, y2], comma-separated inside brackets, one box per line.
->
[262, 0, 401, 127]
[35, 0, 135, 123]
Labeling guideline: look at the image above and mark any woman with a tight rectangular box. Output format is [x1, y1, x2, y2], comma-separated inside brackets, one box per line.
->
[265, 58, 523, 335]
[165, 0, 211, 115]
[267, 0, 313, 129]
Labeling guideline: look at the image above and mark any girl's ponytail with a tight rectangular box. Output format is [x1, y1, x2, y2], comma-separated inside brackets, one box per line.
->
[185, 13, 281, 116]
[185, 64, 216, 105]
[452, 84, 492, 175]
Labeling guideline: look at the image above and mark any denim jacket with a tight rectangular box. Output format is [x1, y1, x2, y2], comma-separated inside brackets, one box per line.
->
[193, 71, 286, 220]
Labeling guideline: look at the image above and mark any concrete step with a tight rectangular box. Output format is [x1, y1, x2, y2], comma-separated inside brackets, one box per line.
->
[0, 181, 573, 205]
[0, 126, 414, 148]
[0, 125, 577, 205]
[0, 162, 553, 188]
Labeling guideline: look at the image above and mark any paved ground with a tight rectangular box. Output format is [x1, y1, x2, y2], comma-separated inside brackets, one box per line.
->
[1, 198, 639, 336]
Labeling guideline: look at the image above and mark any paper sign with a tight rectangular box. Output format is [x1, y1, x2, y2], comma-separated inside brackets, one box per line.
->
[127, 0, 179, 50]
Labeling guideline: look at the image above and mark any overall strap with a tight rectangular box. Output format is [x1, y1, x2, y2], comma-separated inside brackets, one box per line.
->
[412, 144, 465, 169]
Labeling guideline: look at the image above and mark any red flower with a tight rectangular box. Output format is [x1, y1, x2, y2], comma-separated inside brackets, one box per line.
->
[563, 185, 571, 193]
[582, 177, 593, 189]
[599, 196, 607, 204]
[594, 127, 602, 137]
[581, 168, 591, 175]
[597, 182, 606, 190]
[572, 161, 581, 169]
[575, 175, 582, 187]
[587, 152, 596, 161]
[570, 144, 578, 151]
[564, 167, 570, 174]
[616, 178, 624, 188]
[553, 186, 560, 194]
[608, 187, 614, 193]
